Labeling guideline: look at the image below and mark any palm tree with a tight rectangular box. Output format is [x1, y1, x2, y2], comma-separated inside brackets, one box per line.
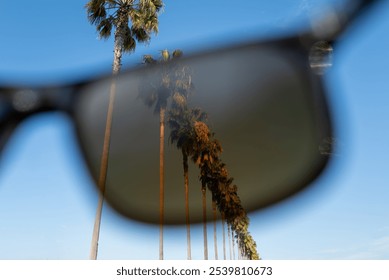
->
[220, 180, 260, 260]
[168, 91, 206, 259]
[86, 0, 162, 260]
[193, 131, 260, 260]
[140, 51, 168, 260]
[142, 48, 260, 260]
[193, 121, 210, 260]
[192, 123, 223, 260]
[140, 49, 192, 259]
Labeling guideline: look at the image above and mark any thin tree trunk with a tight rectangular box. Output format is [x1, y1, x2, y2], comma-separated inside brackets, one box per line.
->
[90, 13, 125, 258]
[231, 227, 236, 260]
[112, 9, 127, 75]
[228, 223, 232, 260]
[89, 80, 116, 260]
[237, 236, 240, 260]
[222, 213, 226, 260]
[159, 107, 165, 260]
[202, 185, 208, 260]
[183, 152, 191, 260]
[212, 200, 218, 260]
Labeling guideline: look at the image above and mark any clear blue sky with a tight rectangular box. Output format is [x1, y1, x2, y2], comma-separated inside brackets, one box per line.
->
[0, 0, 388, 260]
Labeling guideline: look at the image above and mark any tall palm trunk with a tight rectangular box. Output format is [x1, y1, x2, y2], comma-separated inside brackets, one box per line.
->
[112, 8, 127, 74]
[89, 79, 117, 260]
[212, 200, 218, 260]
[228, 223, 232, 260]
[201, 185, 208, 260]
[222, 213, 226, 260]
[159, 107, 165, 260]
[231, 226, 236, 260]
[183, 152, 191, 259]
[89, 8, 127, 260]
[237, 236, 241, 260]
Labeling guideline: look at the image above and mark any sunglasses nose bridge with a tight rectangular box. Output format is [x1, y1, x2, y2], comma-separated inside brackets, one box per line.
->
[11, 89, 43, 114]
[0, 85, 78, 158]
[7, 85, 77, 116]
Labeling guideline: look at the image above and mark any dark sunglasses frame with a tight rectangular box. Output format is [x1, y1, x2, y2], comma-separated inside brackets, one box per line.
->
[0, 0, 380, 218]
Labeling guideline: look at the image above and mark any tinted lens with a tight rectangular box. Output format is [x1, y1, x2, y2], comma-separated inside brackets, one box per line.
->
[75, 43, 332, 224]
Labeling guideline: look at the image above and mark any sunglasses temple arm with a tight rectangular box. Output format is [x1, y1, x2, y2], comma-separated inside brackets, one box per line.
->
[329, 0, 383, 40]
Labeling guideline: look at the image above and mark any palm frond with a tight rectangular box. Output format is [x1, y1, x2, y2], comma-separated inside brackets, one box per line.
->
[143, 54, 157, 64]
[106, 0, 119, 8]
[128, 8, 143, 29]
[122, 25, 136, 52]
[152, 0, 164, 11]
[138, 0, 163, 15]
[96, 16, 114, 39]
[143, 14, 159, 33]
[172, 49, 183, 58]
[86, 0, 107, 25]
[161, 49, 169, 61]
[139, 0, 157, 14]
[154, 86, 170, 113]
[131, 26, 150, 43]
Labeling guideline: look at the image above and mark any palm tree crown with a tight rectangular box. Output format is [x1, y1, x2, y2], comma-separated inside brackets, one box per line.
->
[87, 0, 162, 50]
[86, 0, 163, 73]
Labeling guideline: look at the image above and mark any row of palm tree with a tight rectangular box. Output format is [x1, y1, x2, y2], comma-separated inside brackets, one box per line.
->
[157, 51, 260, 259]
[86, 0, 260, 260]
[168, 92, 206, 259]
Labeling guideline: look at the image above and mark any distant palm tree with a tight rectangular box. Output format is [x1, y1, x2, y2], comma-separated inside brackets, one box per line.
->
[141, 50, 169, 260]
[86, 0, 162, 260]
[142, 48, 260, 260]
[222, 182, 260, 260]
[192, 123, 223, 260]
[192, 122, 209, 259]
[141, 49, 192, 259]
[168, 91, 206, 259]
[195, 134, 260, 260]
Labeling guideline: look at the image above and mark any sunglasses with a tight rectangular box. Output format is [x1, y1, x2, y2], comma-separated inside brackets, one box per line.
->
[0, 0, 377, 226]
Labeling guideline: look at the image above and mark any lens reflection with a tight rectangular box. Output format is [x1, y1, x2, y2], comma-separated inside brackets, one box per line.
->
[76, 44, 330, 224]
